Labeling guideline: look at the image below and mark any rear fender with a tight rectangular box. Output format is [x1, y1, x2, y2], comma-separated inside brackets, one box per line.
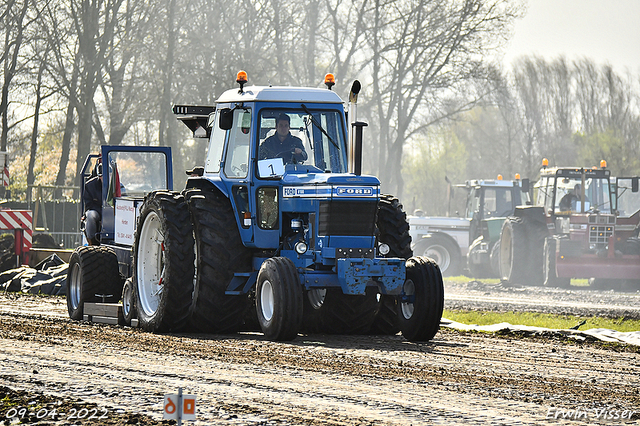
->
[184, 177, 255, 247]
[514, 206, 545, 224]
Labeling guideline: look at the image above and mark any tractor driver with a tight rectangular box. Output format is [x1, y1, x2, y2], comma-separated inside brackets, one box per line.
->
[82, 160, 103, 245]
[559, 183, 588, 211]
[259, 114, 307, 163]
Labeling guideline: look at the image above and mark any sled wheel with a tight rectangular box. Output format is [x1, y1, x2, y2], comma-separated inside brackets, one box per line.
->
[121, 278, 136, 325]
[66, 246, 121, 320]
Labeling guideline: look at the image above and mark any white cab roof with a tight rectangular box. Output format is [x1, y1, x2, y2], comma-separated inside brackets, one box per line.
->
[216, 86, 344, 104]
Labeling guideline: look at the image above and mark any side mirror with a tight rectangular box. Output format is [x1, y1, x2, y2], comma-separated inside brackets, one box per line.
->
[520, 178, 530, 193]
[633, 177, 639, 193]
[219, 108, 233, 130]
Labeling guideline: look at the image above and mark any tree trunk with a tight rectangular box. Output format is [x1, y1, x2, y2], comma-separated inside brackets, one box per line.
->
[54, 58, 80, 197]
[0, 0, 29, 152]
[27, 55, 46, 188]
[158, 0, 176, 148]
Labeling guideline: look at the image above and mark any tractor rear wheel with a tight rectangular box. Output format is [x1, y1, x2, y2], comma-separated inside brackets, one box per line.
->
[66, 246, 121, 320]
[523, 217, 547, 286]
[302, 287, 379, 335]
[397, 256, 444, 342]
[413, 234, 461, 277]
[499, 217, 530, 285]
[185, 188, 252, 333]
[256, 257, 303, 341]
[489, 240, 501, 277]
[376, 194, 412, 258]
[134, 191, 195, 332]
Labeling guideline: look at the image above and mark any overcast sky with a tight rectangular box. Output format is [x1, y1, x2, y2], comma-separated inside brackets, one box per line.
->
[501, 0, 640, 74]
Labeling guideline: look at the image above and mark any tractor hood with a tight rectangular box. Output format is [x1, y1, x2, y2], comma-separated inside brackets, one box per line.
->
[281, 172, 380, 199]
[282, 171, 380, 186]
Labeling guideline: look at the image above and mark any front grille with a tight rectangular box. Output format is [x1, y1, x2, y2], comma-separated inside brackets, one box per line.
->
[587, 214, 615, 247]
[589, 225, 614, 246]
[318, 200, 377, 236]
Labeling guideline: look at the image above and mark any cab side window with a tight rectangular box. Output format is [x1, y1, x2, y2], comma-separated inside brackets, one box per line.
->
[224, 110, 251, 178]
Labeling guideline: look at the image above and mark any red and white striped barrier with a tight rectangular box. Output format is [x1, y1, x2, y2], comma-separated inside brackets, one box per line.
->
[0, 210, 33, 264]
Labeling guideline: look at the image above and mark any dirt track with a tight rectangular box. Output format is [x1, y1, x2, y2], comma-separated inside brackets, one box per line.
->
[1, 291, 639, 425]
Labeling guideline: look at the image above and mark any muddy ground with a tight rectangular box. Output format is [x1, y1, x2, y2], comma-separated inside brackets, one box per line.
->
[0, 282, 639, 425]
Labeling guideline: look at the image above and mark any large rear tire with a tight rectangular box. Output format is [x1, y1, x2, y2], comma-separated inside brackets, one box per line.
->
[185, 188, 252, 333]
[256, 257, 303, 341]
[489, 240, 501, 277]
[376, 194, 412, 259]
[499, 217, 530, 285]
[398, 257, 444, 342]
[133, 191, 195, 332]
[302, 287, 380, 334]
[413, 234, 461, 277]
[66, 246, 121, 320]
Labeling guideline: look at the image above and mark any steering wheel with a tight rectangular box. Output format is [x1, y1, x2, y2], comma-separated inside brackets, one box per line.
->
[275, 150, 294, 158]
[275, 150, 303, 164]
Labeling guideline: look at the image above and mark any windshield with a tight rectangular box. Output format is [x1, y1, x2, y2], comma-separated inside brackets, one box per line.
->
[555, 177, 612, 213]
[106, 151, 169, 197]
[482, 187, 518, 218]
[257, 108, 347, 173]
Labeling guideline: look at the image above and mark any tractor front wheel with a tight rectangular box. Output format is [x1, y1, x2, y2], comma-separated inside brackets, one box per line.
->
[121, 278, 136, 326]
[543, 238, 571, 288]
[398, 257, 444, 342]
[256, 257, 303, 341]
[370, 194, 412, 335]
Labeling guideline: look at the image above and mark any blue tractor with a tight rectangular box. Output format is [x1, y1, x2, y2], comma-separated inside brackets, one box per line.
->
[67, 73, 444, 342]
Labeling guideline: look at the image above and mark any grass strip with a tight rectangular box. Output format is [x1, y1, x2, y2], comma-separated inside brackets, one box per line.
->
[446, 276, 590, 286]
[443, 309, 640, 333]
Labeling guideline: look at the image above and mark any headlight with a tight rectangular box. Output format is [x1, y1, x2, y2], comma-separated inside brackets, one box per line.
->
[379, 243, 390, 256]
[294, 241, 308, 254]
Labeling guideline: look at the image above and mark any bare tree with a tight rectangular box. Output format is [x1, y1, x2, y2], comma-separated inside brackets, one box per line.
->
[99, 0, 156, 146]
[366, 0, 523, 198]
[0, 0, 32, 152]
[71, 0, 125, 186]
